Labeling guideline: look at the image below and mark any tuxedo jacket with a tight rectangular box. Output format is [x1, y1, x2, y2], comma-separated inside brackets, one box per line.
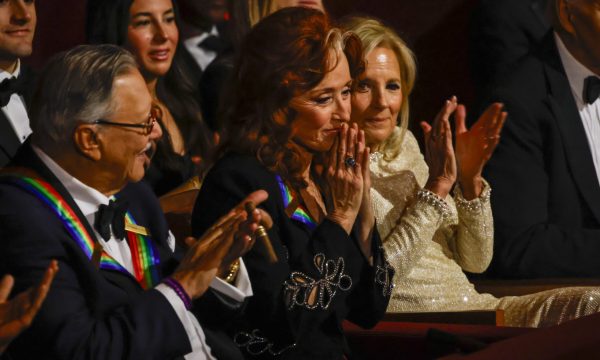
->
[0, 65, 36, 167]
[0, 143, 244, 359]
[482, 32, 600, 278]
[470, 0, 549, 94]
[192, 154, 394, 359]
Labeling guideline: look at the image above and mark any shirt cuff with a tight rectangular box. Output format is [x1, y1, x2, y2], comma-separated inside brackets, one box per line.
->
[155, 284, 205, 355]
[210, 259, 253, 302]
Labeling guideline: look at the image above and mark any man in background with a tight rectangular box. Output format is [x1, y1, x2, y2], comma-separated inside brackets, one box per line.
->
[483, 0, 600, 278]
[179, 0, 231, 72]
[0, 0, 37, 167]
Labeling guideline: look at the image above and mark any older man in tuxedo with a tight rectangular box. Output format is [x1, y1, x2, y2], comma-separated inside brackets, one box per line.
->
[0, 0, 37, 167]
[483, 0, 600, 278]
[0, 44, 266, 359]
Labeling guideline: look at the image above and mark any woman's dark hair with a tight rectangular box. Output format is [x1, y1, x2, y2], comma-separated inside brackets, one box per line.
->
[218, 7, 363, 188]
[86, 0, 214, 176]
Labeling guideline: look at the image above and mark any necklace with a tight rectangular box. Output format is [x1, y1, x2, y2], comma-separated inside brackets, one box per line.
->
[370, 151, 383, 163]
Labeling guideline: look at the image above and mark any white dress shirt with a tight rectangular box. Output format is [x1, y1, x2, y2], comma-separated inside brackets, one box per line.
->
[0, 60, 31, 143]
[184, 26, 220, 71]
[555, 33, 600, 187]
[32, 146, 252, 360]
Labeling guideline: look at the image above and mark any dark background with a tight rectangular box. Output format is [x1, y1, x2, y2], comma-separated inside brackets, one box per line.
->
[31, 0, 479, 133]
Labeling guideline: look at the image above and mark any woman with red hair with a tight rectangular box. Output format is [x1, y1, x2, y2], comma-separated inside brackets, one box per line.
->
[193, 7, 393, 359]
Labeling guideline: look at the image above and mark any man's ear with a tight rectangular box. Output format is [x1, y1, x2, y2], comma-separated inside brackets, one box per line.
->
[556, 0, 577, 36]
[73, 124, 102, 161]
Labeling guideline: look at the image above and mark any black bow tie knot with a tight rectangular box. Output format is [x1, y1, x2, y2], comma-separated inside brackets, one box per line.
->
[94, 198, 129, 242]
[583, 76, 600, 105]
[0, 76, 26, 107]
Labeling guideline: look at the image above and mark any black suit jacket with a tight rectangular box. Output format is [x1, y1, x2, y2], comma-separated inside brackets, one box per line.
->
[470, 0, 550, 94]
[482, 32, 600, 278]
[0, 65, 36, 167]
[0, 144, 243, 359]
[192, 154, 393, 359]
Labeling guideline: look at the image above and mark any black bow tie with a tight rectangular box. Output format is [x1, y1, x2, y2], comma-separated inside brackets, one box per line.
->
[0, 76, 25, 107]
[583, 76, 600, 104]
[94, 198, 129, 242]
[198, 35, 228, 53]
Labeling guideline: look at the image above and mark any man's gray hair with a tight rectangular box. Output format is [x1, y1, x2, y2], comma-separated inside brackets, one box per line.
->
[30, 44, 138, 143]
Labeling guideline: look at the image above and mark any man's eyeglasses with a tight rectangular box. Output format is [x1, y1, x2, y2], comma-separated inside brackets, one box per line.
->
[93, 106, 161, 135]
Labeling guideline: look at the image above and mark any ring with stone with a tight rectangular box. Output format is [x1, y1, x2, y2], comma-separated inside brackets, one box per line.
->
[345, 156, 356, 168]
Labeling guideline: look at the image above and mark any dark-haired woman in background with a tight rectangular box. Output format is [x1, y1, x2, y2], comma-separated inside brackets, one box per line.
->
[192, 8, 393, 359]
[88, 0, 214, 198]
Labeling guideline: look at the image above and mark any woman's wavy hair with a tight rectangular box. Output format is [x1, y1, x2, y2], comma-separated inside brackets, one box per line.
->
[342, 16, 417, 160]
[219, 7, 363, 188]
[86, 0, 214, 176]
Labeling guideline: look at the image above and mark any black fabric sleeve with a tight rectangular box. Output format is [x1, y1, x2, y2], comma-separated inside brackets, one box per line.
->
[483, 96, 600, 277]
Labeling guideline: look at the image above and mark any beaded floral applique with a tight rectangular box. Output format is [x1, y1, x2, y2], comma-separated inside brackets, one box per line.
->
[284, 253, 352, 310]
[234, 329, 296, 356]
[375, 256, 395, 297]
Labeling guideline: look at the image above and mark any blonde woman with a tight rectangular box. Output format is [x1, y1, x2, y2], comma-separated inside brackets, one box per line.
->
[345, 16, 600, 327]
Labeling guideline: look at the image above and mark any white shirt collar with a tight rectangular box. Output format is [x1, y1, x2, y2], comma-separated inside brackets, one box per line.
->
[554, 32, 597, 104]
[31, 145, 110, 218]
[183, 25, 219, 47]
[0, 59, 21, 82]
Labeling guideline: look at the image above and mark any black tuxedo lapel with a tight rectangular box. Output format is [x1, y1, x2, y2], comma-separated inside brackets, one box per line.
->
[0, 111, 20, 166]
[18, 64, 37, 108]
[0, 65, 37, 167]
[541, 38, 600, 223]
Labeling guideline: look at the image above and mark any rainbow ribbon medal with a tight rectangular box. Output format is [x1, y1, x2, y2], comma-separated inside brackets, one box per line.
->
[275, 174, 317, 230]
[124, 212, 161, 289]
[6, 175, 160, 289]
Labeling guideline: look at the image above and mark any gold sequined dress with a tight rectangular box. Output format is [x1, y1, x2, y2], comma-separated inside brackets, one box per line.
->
[372, 127, 600, 327]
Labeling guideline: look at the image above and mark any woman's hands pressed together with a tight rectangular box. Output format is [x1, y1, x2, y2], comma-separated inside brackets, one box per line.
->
[326, 122, 374, 260]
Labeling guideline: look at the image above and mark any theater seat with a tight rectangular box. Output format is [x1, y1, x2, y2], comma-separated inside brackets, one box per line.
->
[441, 312, 600, 359]
[344, 321, 533, 359]
[384, 310, 504, 326]
[160, 176, 202, 244]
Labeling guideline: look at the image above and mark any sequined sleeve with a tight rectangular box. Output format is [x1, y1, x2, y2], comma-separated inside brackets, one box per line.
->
[381, 187, 450, 278]
[374, 131, 450, 278]
[448, 181, 494, 273]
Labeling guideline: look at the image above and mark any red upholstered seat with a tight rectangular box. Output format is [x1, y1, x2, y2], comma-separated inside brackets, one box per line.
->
[344, 321, 533, 359]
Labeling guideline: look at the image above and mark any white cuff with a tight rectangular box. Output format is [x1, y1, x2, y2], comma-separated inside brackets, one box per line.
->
[209, 259, 253, 302]
[155, 285, 213, 359]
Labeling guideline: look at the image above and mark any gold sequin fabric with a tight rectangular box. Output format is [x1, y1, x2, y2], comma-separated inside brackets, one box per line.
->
[372, 127, 600, 327]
